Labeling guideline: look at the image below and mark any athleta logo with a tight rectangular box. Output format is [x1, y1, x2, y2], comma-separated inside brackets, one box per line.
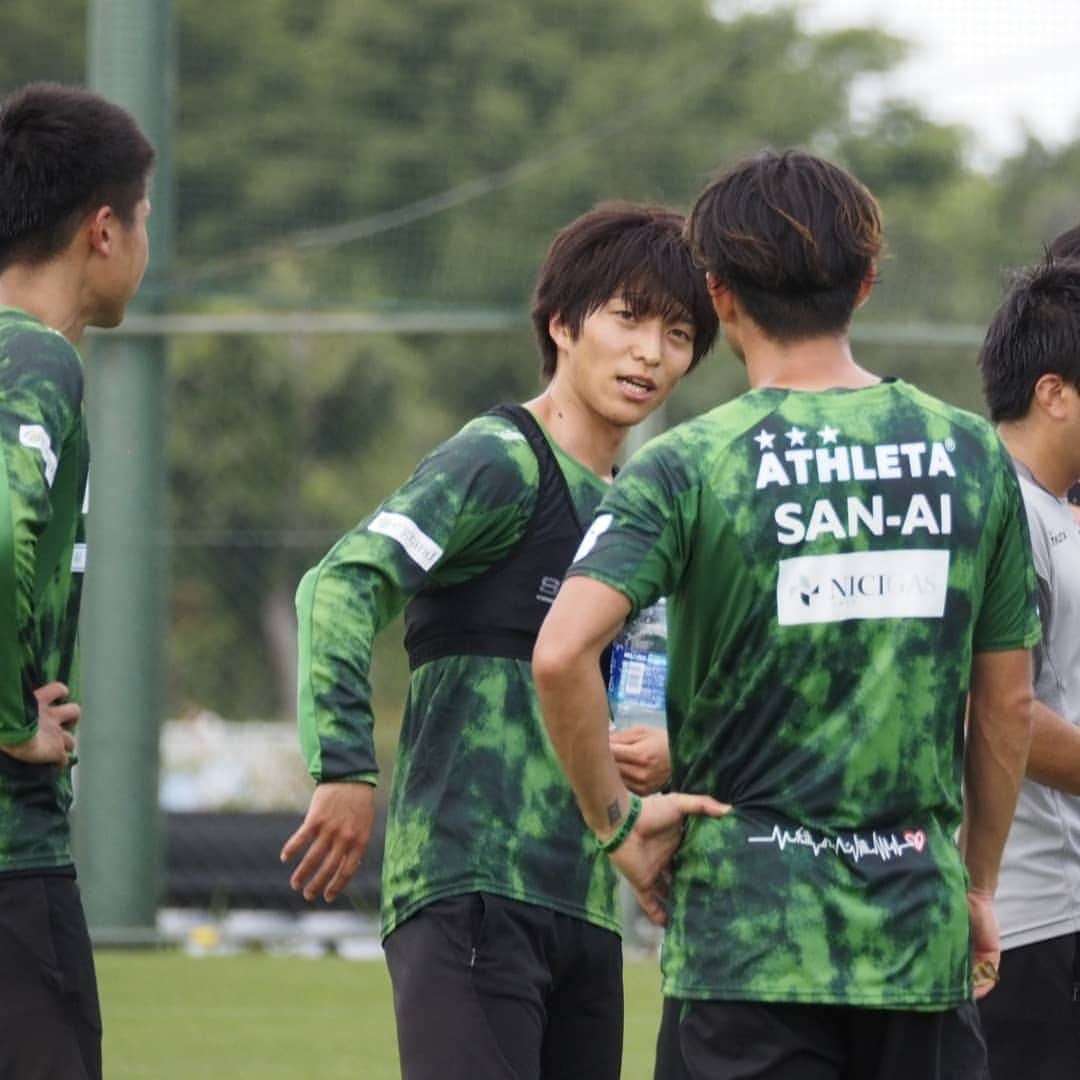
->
[751, 426, 959, 546]
[753, 428, 957, 490]
[748, 824, 929, 864]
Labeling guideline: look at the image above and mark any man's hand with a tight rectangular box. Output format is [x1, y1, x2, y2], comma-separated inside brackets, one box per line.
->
[968, 886, 1002, 1000]
[0, 682, 79, 766]
[610, 792, 729, 926]
[611, 725, 671, 795]
[280, 782, 376, 903]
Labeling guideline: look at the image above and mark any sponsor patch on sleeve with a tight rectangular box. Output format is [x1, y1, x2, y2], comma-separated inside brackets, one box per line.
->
[19, 424, 58, 487]
[368, 511, 443, 571]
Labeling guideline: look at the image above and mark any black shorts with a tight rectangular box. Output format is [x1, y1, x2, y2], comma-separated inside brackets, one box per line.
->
[0, 874, 102, 1080]
[655, 996, 988, 1080]
[977, 931, 1080, 1079]
[383, 892, 623, 1080]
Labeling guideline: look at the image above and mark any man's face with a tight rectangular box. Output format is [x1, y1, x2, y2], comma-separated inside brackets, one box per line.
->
[91, 196, 151, 328]
[552, 295, 696, 429]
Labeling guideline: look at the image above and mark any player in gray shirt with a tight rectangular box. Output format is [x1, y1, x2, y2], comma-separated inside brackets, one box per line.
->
[977, 252, 1080, 1078]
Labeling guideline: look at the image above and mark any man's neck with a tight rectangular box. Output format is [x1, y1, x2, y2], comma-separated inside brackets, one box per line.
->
[743, 330, 879, 392]
[524, 391, 622, 480]
[997, 419, 1074, 498]
[0, 265, 86, 345]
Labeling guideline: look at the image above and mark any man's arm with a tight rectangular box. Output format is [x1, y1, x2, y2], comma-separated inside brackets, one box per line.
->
[282, 417, 539, 902]
[1025, 699, 1080, 794]
[0, 449, 32, 741]
[0, 337, 81, 746]
[280, 781, 376, 902]
[281, 554, 391, 902]
[0, 682, 80, 766]
[534, 576, 632, 835]
[961, 646, 1034, 998]
[534, 576, 727, 924]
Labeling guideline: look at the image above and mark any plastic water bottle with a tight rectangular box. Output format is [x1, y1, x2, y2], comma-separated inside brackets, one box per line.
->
[607, 598, 668, 730]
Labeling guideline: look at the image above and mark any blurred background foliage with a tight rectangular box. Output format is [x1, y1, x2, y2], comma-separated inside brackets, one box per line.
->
[3, 0, 1078, 761]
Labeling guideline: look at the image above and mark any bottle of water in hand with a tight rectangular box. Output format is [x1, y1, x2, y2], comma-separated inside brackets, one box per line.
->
[607, 598, 668, 731]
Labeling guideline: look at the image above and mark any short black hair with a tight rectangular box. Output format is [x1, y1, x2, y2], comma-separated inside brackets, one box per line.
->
[1048, 223, 1080, 263]
[978, 258, 1080, 422]
[531, 201, 718, 379]
[0, 82, 155, 272]
[686, 149, 883, 341]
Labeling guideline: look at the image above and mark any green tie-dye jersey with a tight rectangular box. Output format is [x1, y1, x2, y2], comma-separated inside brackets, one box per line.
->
[0, 308, 89, 873]
[570, 379, 1041, 1007]
[296, 410, 620, 938]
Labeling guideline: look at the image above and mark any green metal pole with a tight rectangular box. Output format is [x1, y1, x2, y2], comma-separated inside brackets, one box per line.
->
[74, 0, 173, 938]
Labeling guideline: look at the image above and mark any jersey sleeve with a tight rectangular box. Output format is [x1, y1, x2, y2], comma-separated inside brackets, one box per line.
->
[568, 435, 696, 617]
[0, 330, 83, 744]
[971, 444, 1043, 654]
[296, 415, 540, 783]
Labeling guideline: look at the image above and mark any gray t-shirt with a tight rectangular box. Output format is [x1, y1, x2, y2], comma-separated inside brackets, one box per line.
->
[995, 460, 1080, 950]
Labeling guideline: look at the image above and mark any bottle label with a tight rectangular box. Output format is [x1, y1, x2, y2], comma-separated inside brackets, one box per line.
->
[608, 601, 668, 730]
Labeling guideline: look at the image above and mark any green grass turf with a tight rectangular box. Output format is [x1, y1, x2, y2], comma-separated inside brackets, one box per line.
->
[97, 949, 665, 1079]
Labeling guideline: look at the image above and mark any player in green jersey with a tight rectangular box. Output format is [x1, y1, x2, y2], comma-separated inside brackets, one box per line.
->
[0, 83, 154, 1080]
[534, 150, 1040, 1079]
[281, 202, 718, 1079]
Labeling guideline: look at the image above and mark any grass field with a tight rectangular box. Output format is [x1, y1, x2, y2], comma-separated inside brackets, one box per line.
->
[97, 949, 665, 1078]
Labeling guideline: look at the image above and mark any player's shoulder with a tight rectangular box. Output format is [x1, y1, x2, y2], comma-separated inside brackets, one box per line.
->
[1013, 468, 1062, 545]
[638, 395, 778, 473]
[441, 408, 539, 462]
[416, 407, 542, 492]
[890, 380, 998, 445]
[0, 311, 83, 406]
[899, 383, 1018, 498]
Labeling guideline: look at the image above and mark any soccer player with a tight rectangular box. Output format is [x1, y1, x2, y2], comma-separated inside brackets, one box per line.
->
[533, 149, 1040, 1079]
[281, 202, 718, 1079]
[0, 83, 154, 1079]
[1046, 224, 1080, 529]
[975, 255, 1080, 1079]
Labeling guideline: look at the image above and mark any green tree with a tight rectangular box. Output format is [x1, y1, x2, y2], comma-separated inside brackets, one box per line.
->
[993, 135, 1080, 268]
[0, 1, 83, 92]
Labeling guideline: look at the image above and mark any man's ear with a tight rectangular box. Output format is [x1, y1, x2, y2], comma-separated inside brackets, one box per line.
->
[548, 313, 574, 352]
[705, 273, 736, 322]
[1032, 372, 1071, 419]
[854, 263, 876, 310]
[86, 205, 117, 258]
